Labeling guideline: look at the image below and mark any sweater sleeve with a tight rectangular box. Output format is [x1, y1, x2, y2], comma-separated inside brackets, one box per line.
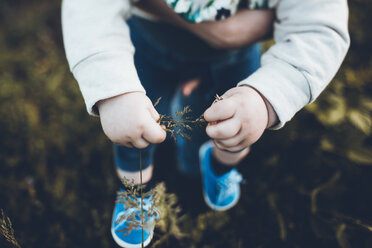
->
[62, 0, 145, 116]
[237, 0, 350, 129]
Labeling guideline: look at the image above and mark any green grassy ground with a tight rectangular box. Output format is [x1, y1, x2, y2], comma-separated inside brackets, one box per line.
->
[0, 0, 372, 247]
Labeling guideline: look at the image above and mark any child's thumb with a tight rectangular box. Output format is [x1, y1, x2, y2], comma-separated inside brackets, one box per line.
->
[143, 109, 166, 144]
[148, 105, 161, 122]
[203, 99, 236, 122]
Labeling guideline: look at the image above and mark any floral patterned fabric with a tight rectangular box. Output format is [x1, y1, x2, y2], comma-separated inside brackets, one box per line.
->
[164, 0, 273, 23]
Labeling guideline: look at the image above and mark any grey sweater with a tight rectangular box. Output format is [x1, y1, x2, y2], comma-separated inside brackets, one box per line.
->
[62, 0, 350, 128]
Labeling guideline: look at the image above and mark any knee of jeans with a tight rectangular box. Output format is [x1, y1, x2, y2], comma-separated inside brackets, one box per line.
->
[181, 78, 201, 97]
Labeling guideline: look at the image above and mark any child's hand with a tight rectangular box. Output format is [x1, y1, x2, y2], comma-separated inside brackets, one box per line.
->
[97, 92, 166, 148]
[204, 86, 275, 152]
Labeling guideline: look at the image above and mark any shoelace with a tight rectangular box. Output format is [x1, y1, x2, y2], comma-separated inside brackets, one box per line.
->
[216, 170, 243, 203]
[114, 197, 159, 233]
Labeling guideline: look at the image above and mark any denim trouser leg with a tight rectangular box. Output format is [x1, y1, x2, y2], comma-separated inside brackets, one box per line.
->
[172, 45, 261, 175]
[114, 16, 261, 174]
[114, 27, 179, 172]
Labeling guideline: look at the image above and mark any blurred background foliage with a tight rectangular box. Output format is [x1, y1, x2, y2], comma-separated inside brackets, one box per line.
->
[0, 0, 371, 247]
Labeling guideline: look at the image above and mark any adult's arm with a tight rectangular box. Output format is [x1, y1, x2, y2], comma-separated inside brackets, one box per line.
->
[238, 0, 350, 128]
[135, 0, 274, 49]
[62, 0, 144, 115]
[185, 9, 274, 49]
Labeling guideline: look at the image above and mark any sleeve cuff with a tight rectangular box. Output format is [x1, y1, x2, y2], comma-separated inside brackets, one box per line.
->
[237, 59, 311, 129]
[72, 51, 145, 116]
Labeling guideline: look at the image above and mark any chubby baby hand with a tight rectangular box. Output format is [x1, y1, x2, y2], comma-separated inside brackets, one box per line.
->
[204, 86, 274, 152]
[97, 92, 166, 149]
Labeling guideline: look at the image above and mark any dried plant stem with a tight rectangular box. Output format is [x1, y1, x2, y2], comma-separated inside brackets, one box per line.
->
[153, 95, 225, 142]
[153, 97, 162, 107]
[0, 209, 21, 248]
[140, 150, 144, 248]
[118, 96, 219, 244]
[157, 107, 206, 141]
[213, 94, 223, 103]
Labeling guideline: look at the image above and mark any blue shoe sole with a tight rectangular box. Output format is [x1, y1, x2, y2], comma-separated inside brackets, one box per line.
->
[111, 228, 153, 248]
[202, 188, 240, 211]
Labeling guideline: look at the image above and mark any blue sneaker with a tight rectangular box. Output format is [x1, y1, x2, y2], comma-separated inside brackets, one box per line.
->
[199, 141, 243, 211]
[111, 189, 159, 248]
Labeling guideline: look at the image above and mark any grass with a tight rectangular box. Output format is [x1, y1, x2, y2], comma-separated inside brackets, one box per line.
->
[0, 0, 372, 247]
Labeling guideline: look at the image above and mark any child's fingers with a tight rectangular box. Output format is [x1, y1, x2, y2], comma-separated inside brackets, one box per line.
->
[215, 131, 244, 148]
[113, 140, 133, 148]
[213, 139, 247, 153]
[132, 138, 150, 149]
[203, 99, 236, 122]
[220, 143, 248, 153]
[125, 142, 134, 148]
[215, 139, 247, 152]
[148, 105, 161, 122]
[220, 88, 235, 98]
[206, 118, 241, 139]
[142, 116, 167, 144]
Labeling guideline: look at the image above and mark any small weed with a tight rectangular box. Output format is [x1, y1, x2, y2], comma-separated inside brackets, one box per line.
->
[155, 95, 223, 141]
[116, 95, 224, 246]
[0, 209, 21, 248]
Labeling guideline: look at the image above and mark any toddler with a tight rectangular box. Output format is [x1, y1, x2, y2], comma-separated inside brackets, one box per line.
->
[62, 0, 349, 247]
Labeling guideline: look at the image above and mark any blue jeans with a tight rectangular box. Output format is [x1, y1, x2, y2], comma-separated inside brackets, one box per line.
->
[114, 16, 261, 176]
